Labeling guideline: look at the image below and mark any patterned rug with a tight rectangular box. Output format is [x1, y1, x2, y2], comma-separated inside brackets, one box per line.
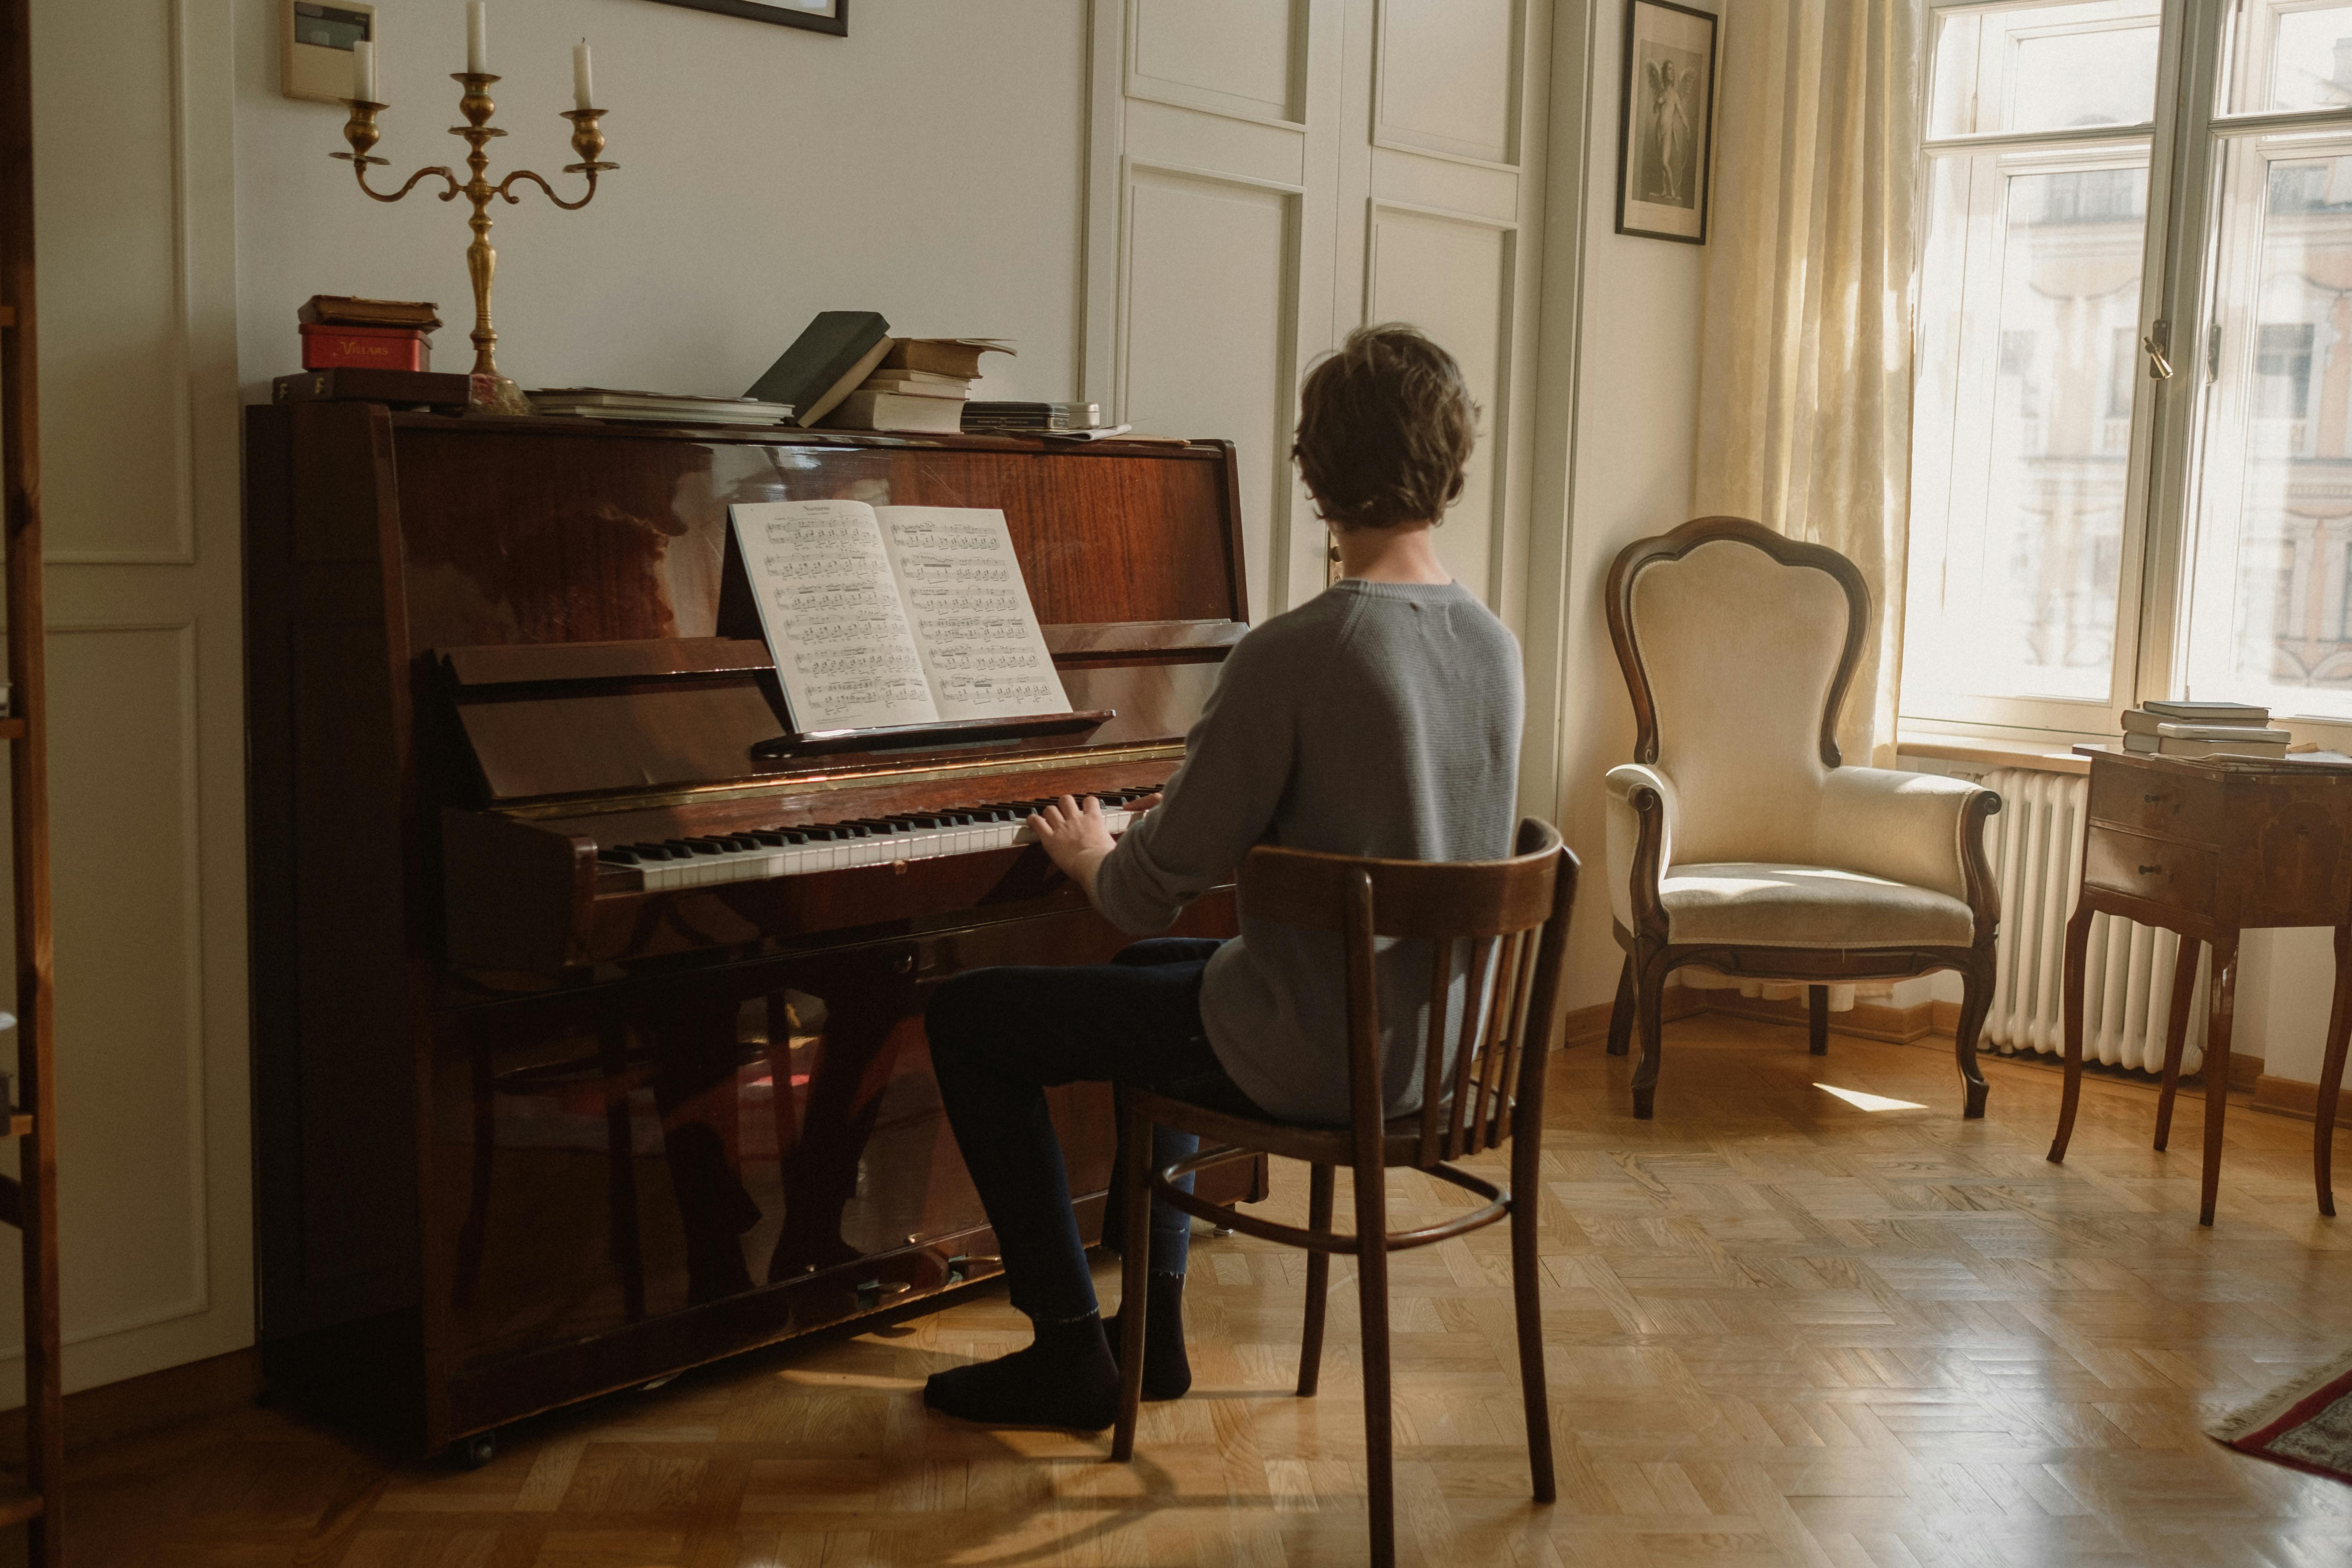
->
[2213, 1350, 2352, 1481]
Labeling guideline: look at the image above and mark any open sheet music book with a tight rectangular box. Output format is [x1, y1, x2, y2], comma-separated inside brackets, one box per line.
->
[730, 500, 1072, 733]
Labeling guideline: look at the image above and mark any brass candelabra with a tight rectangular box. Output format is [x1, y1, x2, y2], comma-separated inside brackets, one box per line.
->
[333, 73, 617, 415]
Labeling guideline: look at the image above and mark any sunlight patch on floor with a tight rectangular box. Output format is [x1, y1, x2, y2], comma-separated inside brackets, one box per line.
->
[1815, 1082, 1927, 1112]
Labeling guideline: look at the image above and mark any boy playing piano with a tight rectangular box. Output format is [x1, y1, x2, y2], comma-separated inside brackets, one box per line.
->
[922, 323, 1524, 1430]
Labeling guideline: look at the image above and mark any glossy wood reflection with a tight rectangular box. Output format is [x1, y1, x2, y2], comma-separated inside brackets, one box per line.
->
[244, 407, 1261, 1458]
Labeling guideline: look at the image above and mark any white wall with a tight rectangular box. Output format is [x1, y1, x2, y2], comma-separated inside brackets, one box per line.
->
[1538, 0, 1713, 1011]
[233, 0, 1093, 401]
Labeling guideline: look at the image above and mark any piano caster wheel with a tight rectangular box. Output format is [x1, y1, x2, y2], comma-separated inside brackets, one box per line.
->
[453, 1430, 499, 1470]
[1210, 1225, 1235, 1239]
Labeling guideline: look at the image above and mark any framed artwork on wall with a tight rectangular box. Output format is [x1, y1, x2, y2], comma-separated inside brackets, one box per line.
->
[1615, 0, 1717, 244]
[642, 0, 846, 36]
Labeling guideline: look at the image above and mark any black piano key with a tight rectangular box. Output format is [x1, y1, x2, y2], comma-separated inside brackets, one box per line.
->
[598, 848, 640, 866]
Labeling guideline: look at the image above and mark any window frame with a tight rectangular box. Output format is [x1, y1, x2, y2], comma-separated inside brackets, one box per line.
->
[1902, 0, 2352, 752]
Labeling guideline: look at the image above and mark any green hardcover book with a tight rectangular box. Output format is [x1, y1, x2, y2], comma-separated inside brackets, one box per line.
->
[745, 311, 891, 429]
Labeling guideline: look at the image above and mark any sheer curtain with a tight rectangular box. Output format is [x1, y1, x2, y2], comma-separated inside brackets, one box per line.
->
[1691, 0, 1926, 769]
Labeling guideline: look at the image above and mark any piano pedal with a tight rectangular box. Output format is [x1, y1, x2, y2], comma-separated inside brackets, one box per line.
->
[451, 1429, 499, 1470]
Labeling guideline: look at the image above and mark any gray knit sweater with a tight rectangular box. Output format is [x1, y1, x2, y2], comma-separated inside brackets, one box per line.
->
[1093, 578, 1524, 1124]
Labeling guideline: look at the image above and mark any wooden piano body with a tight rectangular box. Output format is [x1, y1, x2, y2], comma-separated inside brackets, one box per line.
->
[244, 404, 1265, 1456]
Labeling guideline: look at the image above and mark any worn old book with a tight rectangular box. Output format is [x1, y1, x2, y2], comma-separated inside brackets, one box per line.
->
[2119, 707, 2277, 736]
[2139, 698, 2270, 724]
[879, 337, 1014, 380]
[963, 400, 1104, 433]
[530, 387, 795, 425]
[273, 368, 471, 408]
[822, 389, 966, 434]
[859, 370, 973, 399]
[744, 311, 893, 428]
[2123, 731, 2291, 758]
[729, 499, 1071, 733]
[298, 293, 443, 331]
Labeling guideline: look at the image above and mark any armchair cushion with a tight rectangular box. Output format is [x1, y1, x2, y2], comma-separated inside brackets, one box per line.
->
[1661, 862, 1974, 950]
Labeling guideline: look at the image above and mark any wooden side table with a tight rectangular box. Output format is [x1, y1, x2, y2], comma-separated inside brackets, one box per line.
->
[2047, 745, 2352, 1225]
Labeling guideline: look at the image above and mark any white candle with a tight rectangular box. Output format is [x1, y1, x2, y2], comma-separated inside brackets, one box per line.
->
[351, 38, 377, 101]
[573, 39, 593, 110]
[466, 2, 488, 74]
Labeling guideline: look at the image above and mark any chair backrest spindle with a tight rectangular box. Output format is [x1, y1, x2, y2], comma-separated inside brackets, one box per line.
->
[1238, 820, 1580, 1173]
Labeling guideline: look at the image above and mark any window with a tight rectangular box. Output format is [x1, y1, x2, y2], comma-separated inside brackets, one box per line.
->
[1904, 0, 2352, 740]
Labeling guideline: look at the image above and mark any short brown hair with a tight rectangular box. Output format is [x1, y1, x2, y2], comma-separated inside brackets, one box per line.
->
[1291, 324, 1479, 531]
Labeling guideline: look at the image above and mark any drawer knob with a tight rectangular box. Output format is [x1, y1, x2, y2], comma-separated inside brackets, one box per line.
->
[2138, 864, 2161, 875]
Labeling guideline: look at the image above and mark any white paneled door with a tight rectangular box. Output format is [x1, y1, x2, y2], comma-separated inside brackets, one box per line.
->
[1086, 0, 1550, 630]
[5, 0, 251, 1398]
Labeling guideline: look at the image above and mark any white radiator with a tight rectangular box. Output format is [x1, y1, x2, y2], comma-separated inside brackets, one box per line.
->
[1976, 766, 2208, 1074]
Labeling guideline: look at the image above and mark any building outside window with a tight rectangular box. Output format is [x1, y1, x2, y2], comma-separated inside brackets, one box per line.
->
[1904, 0, 2352, 742]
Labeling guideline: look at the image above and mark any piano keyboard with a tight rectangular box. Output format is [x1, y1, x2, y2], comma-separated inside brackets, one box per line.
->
[596, 790, 1159, 893]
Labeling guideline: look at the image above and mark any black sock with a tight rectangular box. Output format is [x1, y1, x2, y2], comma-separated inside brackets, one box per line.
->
[922, 1313, 1119, 1430]
[1105, 1271, 1192, 1401]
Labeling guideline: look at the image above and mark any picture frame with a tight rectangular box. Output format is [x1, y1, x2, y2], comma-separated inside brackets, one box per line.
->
[641, 0, 846, 37]
[1615, 0, 1717, 244]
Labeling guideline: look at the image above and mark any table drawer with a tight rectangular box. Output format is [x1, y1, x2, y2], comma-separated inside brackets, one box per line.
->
[2087, 764, 2226, 844]
[2085, 825, 2217, 909]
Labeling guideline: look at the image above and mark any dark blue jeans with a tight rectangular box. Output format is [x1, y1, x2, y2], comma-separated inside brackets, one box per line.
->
[925, 937, 1260, 1324]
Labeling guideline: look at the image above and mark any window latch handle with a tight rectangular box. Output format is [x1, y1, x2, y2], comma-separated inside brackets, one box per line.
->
[2144, 334, 2175, 381]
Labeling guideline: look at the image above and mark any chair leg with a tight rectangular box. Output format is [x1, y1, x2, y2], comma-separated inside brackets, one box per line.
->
[1807, 986, 1829, 1056]
[1297, 1163, 1335, 1398]
[1953, 947, 1993, 1121]
[1110, 1105, 1152, 1463]
[1352, 1159, 1395, 1568]
[1509, 1138, 1555, 1503]
[1607, 955, 1635, 1057]
[1631, 948, 1667, 1121]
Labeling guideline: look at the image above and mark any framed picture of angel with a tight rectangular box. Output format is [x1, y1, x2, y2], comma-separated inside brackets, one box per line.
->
[1616, 0, 1717, 243]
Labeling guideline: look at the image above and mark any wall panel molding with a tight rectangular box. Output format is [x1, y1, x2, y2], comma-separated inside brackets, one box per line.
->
[1372, 0, 1526, 169]
[37, 0, 200, 566]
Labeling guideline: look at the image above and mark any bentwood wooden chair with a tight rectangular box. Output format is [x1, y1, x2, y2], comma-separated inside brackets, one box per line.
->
[1110, 820, 1578, 1568]
[1603, 517, 2004, 1121]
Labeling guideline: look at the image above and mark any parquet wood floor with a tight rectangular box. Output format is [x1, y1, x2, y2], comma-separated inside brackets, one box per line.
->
[42, 1017, 2352, 1567]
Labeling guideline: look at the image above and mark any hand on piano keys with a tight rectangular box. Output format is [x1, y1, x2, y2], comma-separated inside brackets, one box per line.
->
[594, 788, 1162, 893]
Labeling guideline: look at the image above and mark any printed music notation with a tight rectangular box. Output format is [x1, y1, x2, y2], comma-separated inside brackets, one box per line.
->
[728, 499, 1071, 733]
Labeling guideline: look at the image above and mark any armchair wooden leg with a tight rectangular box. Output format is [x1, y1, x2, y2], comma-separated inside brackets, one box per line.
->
[2154, 936, 2199, 1154]
[1508, 1133, 1555, 1504]
[1352, 1159, 1395, 1568]
[2049, 907, 2094, 1163]
[1631, 948, 1667, 1121]
[1807, 986, 1829, 1056]
[1607, 955, 1635, 1057]
[1953, 948, 1992, 1121]
[1297, 1163, 1334, 1397]
[1110, 1104, 1152, 1463]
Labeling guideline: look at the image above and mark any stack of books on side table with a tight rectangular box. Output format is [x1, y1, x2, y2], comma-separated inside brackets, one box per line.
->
[298, 294, 441, 372]
[2121, 699, 2290, 759]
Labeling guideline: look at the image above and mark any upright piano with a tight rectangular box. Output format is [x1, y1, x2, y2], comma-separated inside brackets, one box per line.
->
[244, 402, 1266, 1458]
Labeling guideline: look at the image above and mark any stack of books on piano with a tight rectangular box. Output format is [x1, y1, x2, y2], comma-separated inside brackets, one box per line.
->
[2121, 699, 2290, 759]
[298, 294, 440, 373]
[829, 337, 1015, 434]
[744, 312, 1018, 435]
[528, 388, 796, 426]
[962, 401, 1111, 435]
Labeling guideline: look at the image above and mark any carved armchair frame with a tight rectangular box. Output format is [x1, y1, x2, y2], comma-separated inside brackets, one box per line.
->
[1602, 517, 2003, 1119]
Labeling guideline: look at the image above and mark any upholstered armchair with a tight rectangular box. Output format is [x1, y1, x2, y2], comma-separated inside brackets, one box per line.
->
[1602, 518, 2003, 1120]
